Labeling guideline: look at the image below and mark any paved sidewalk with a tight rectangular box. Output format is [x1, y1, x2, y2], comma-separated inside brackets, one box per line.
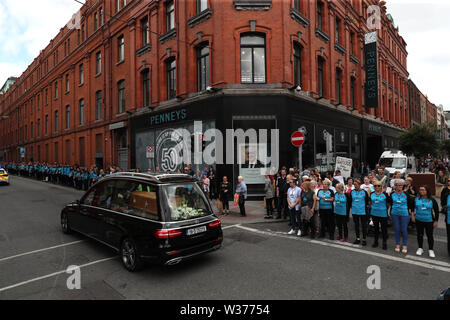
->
[210, 199, 283, 224]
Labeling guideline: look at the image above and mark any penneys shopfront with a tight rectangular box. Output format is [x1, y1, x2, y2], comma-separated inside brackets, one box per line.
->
[130, 93, 403, 198]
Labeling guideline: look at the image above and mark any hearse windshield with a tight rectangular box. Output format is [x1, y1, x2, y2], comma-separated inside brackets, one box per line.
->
[161, 182, 211, 221]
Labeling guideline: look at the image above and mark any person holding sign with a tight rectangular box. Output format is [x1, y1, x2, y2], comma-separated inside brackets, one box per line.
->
[349, 179, 370, 246]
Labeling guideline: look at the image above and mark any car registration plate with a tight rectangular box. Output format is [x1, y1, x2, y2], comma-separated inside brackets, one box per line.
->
[186, 226, 207, 236]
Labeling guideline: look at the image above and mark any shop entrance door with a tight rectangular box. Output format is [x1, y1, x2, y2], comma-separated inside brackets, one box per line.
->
[366, 135, 383, 168]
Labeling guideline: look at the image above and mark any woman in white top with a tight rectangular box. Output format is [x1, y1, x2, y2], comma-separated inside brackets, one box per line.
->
[390, 171, 405, 188]
[362, 176, 373, 194]
[287, 179, 302, 236]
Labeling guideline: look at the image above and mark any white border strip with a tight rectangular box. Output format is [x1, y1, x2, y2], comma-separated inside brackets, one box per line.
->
[0, 256, 117, 293]
[235, 225, 450, 273]
[0, 240, 85, 263]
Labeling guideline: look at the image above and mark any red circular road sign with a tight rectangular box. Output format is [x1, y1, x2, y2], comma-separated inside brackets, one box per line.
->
[291, 131, 305, 147]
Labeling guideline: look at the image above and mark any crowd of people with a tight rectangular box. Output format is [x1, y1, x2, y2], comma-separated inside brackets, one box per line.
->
[263, 164, 449, 258]
[2, 160, 449, 258]
[1, 161, 124, 190]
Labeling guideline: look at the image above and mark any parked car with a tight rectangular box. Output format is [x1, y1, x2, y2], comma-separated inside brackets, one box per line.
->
[61, 172, 223, 271]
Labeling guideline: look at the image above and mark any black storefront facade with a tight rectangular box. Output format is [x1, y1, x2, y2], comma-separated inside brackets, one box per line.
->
[130, 91, 404, 197]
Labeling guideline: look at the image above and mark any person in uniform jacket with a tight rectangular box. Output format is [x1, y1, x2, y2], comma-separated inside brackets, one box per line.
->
[334, 183, 350, 242]
[390, 179, 414, 254]
[348, 179, 371, 246]
[370, 181, 392, 250]
[412, 185, 439, 258]
[316, 179, 335, 240]
[440, 178, 450, 257]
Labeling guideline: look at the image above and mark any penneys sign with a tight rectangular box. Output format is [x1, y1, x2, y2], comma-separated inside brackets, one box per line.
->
[364, 31, 379, 109]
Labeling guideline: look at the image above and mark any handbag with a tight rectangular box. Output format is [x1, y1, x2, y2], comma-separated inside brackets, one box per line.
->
[216, 199, 223, 213]
[234, 194, 240, 206]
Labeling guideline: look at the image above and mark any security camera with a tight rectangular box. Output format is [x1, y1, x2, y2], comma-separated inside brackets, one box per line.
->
[206, 86, 214, 92]
[296, 86, 302, 92]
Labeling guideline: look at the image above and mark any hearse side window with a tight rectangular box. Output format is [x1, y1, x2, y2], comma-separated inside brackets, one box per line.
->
[82, 187, 96, 206]
[161, 182, 210, 221]
[111, 180, 161, 221]
[95, 180, 115, 210]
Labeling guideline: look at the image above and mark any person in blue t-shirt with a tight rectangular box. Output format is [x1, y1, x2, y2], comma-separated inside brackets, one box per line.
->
[334, 183, 349, 242]
[390, 179, 413, 254]
[440, 178, 450, 257]
[412, 185, 439, 258]
[349, 179, 370, 246]
[370, 181, 392, 250]
[316, 179, 335, 240]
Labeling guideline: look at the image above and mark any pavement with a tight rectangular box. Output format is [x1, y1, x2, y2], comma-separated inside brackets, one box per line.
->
[0, 175, 449, 300]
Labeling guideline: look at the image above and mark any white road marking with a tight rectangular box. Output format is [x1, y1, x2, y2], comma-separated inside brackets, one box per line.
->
[0, 256, 117, 293]
[0, 240, 86, 263]
[234, 225, 450, 273]
[222, 224, 241, 230]
[405, 254, 450, 268]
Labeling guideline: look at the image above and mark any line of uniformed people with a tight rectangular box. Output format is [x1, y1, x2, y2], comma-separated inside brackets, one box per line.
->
[287, 176, 447, 258]
[0, 162, 119, 191]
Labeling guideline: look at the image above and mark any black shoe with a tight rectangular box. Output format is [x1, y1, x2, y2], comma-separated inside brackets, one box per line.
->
[276, 216, 281, 219]
[372, 242, 379, 248]
[268, 216, 273, 219]
[329, 236, 334, 241]
[382, 243, 387, 250]
[353, 239, 361, 245]
[264, 215, 270, 219]
[362, 240, 367, 246]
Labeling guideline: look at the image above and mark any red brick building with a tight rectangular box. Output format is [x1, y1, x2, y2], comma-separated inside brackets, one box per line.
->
[408, 79, 421, 126]
[0, 0, 409, 180]
[426, 98, 437, 127]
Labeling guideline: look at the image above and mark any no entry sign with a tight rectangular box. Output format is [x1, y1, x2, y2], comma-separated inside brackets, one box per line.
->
[291, 131, 305, 147]
[146, 146, 154, 159]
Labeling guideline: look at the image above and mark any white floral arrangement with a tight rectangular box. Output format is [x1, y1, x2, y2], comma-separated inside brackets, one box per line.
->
[172, 200, 204, 220]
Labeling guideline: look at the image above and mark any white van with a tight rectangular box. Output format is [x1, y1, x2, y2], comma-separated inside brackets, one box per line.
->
[379, 150, 413, 178]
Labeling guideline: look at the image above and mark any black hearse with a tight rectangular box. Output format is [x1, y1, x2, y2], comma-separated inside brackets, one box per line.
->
[61, 173, 223, 271]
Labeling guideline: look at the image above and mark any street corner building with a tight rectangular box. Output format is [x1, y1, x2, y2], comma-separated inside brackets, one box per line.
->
[0, 0, 410, 197]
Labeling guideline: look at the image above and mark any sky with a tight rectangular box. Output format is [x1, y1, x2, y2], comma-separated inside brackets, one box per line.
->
[0, 0, 449, 110]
